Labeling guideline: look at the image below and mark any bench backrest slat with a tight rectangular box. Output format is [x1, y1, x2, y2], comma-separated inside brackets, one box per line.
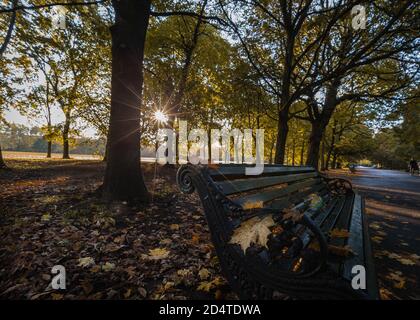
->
[215, 171, 319, 195]
[269, 181, 328, 209]
[235, 178, 321, 207]
[208, 165, 315, 179]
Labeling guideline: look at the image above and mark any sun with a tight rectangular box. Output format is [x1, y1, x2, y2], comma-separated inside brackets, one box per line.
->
[154, 110, 168, 123]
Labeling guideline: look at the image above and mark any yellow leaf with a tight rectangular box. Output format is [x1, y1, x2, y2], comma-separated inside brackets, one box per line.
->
[386, 271, 406, 289]
[198, 268, 210, 280]
[398, 258, 415, 266]
[78, 257, 95, 268]
[51, 293, 63, 300]
[229, 215, 275, 252]
[308, 194, 324, 209]
[197, 281, 213, 292]
[170, 224, 179, 231]
[379, 288, 393, 300]
[102, 262, 116, 272]
[242, 201, 264, 209]
[41, 214, 51, 222]
[177, 269, 192, 277]
[197, 276, 226, 292]
[142, 248, 170, 260]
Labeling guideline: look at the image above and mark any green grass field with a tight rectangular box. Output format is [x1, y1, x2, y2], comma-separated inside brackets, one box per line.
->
[3, 150, 102, 160]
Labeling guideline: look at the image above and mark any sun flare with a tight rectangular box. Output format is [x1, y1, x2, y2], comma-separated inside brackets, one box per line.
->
[154, 110, 168, 123]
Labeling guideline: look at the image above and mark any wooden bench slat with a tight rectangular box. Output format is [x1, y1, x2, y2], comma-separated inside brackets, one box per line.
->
[216, 171, 319, 195]
[269, 181, 328, 209]
[235, 178, 321, 207]
[320, 195, 347, 232]
[209, 165, 315, 178]
[342, 194, 365, 279]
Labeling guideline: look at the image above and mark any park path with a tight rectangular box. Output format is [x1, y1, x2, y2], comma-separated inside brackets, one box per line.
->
[328, 167, 420, 300]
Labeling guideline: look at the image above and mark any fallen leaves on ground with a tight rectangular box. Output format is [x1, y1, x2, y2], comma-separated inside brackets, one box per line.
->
[142, 248, 170, 260]
[78, 257, 95, 268]
[0, 161, 236, 300]
[197, 276, 226, 292]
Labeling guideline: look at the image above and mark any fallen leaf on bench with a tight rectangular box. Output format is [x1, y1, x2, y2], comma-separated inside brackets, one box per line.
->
[229, 215, 275, 252]
[308, 194, 324, 210]
[141, 248, 170, 260]
[329, 228, 350, 238]
[282, 208, 303, 222]
[328, 245, 354, 257]
[242, 201, 264, 209]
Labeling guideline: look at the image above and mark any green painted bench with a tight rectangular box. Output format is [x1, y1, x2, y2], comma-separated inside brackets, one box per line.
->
[177, 164, 379, 299]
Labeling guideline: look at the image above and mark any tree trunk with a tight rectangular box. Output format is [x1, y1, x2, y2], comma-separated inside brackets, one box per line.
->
[306, 121, 323, 169]
[62, 111, 71, 159]
[274, 109, 289, 164]
[102, 0, 150, 202]
[306, 81, 339, 170]
[0, 143, 6, 169]
[47, 141, 52, 158]
[320, 139, 325, 171]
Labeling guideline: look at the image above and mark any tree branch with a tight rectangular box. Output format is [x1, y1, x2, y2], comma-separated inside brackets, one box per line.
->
[0, 1, 106, 14]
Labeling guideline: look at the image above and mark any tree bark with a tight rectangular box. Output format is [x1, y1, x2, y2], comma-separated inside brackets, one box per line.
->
[0, 143, 6, 169]
[62, 110, 71, 159]
[306, 121, 323, 169]
[274, 109, 289, 164]
[47, 141, 52, 158]
[320, 139, 325, 170]
[325, 121, 338, 170]
[306, 81, 339, 169]
[102, 0, 150, 202]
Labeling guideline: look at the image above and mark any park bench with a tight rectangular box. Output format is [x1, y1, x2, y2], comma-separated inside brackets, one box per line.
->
[177, 164, 379, 299]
